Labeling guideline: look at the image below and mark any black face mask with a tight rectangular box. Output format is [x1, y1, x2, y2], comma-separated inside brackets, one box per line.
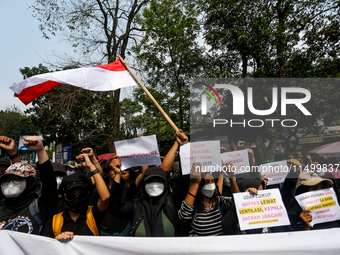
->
[64, 197, 89, 213]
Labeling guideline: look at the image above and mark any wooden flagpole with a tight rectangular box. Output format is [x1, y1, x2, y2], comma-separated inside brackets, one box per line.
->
[118, 55, 179, 132]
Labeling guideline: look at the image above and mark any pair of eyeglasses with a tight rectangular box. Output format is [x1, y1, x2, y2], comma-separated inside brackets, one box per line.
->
[64, 191, 89, 201]
[2, 176, 25, 186]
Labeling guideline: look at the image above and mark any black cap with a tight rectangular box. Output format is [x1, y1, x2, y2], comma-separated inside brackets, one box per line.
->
[52, 162, 66, 173]
[0, 157, 11, 167]
[144, 167, 166, 182]
[59, 173, 92, 195]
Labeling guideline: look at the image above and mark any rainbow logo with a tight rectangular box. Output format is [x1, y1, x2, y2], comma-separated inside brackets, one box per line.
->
[199, 82, 222, 115]
[199, 82, 223, 107]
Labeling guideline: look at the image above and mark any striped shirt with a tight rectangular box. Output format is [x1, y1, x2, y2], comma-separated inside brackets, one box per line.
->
[178, 196, 233, 237]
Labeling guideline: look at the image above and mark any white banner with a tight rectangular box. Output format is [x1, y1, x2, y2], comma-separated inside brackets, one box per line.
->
[1, 229, 340, 255]
[295, 187, 340, 227]
[179, 141, 221, 175]
[220, 149, 250, 175]
[259, 160, 290, 186]
[233, 189, 290, 231]
[114, 135, 162, 170]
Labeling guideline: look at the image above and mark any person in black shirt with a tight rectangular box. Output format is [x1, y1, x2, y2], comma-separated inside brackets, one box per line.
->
[0, 136, 58, 234]
[42, 153, 110, 242]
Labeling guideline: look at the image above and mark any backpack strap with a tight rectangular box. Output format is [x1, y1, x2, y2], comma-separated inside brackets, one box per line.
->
[52, 206, 99, 237]
[86, 206, 99, 236]
[29, 198, 43, 233]
[52, 212, 64, 237]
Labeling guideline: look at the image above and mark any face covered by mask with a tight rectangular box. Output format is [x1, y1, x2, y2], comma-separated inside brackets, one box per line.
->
[1, 180, 26, 198]
[66, 170, 75, 176]
[145, 182, 164, 197]
[64, 189, 90, 213]
[201, 183, 216, 198]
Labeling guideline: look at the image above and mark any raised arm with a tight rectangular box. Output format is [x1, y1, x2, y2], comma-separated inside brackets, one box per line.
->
[223, 162, 240, 194]
[24, 136, 58, 220]
[184, 163, 201, 206]
[80, 147, 103, 176]
[77, 154, 110, 212]
[0, 136, 21, 164]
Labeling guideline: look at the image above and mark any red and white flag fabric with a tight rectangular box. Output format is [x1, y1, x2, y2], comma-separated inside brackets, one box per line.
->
[10, 59, 138, 105]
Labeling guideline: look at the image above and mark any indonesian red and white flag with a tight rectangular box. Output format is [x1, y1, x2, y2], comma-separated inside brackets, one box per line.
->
[10, 59, 138, 105]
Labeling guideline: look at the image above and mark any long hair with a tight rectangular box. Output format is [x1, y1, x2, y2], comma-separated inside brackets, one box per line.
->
[195, 172, 219, 213]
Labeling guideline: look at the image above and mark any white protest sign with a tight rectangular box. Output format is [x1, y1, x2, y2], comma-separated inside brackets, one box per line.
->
[179, 141, 221, 175]
[233, 188, 290, 231]
[220, 149, 250, 175]
[114, 135, 161, 170]
[295, 187, 340, 227]
[259, 160, 290, 186]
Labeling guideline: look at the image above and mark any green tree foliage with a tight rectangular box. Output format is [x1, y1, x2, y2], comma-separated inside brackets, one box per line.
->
[0, 106, 38, 147]
[199, 0, 340, 161]
[134, 0, 204, 133]
[31, 0, 150, 147]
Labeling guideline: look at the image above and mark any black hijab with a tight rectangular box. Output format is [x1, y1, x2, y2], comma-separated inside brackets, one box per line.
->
[140, 167, 177, 237]
[2, 176, 38, 210]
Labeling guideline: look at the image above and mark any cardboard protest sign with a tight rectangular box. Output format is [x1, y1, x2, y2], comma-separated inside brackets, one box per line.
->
[114, 135, 161, 170]
[295, 188, 340, 227]
[259, 160, 290, 186]
[220, 149, 250, 175]
[179, 141, 221, 175]
[233, 189, 290, 230]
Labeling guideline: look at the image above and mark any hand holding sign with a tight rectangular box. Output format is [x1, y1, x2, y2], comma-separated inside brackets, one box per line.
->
[300, 210, 312, 230]
[110, 156, 122, 175]
[222, 162, 235, 178]
[190, 162, 202, 184]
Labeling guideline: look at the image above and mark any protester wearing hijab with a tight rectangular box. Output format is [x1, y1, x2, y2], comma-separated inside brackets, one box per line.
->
[42, 154, 109, 242]
[0, 136, 58, 234]
[109, 165, 178, 237]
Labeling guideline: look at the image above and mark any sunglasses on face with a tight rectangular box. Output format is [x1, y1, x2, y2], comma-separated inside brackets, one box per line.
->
[1, 176, 25, 186]
[64, 191, 89, 201]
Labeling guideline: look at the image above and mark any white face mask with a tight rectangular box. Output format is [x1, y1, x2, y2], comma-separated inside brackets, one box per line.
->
[201, 183, 215, 198]
[56, 177, 63, 190]
[66, 170, 75, 176]
[1, 181, 26, 198]
[145, 182, 164, 197]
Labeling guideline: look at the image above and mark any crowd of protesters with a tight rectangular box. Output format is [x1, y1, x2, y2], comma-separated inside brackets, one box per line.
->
[0, 132, 339, 242]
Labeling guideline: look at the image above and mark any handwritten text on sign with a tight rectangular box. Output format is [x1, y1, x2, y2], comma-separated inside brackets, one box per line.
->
[220, 149, 250, 175]
[233, 189, 290, 230]
[180, 141, 221, 175]
[295, 188, 340, 227]
[114, 135, 161, 170]
[259, 160, 290, 186]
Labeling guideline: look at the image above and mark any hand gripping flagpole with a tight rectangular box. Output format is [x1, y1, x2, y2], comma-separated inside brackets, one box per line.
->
[118, 55, 179, 132]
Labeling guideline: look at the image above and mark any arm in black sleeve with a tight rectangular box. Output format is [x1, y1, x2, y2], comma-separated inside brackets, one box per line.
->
[108, 180, 134, 220]
[280, 171, 299, 210]
[37, 160, 58, 224]
[41, 218, 55, 238]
